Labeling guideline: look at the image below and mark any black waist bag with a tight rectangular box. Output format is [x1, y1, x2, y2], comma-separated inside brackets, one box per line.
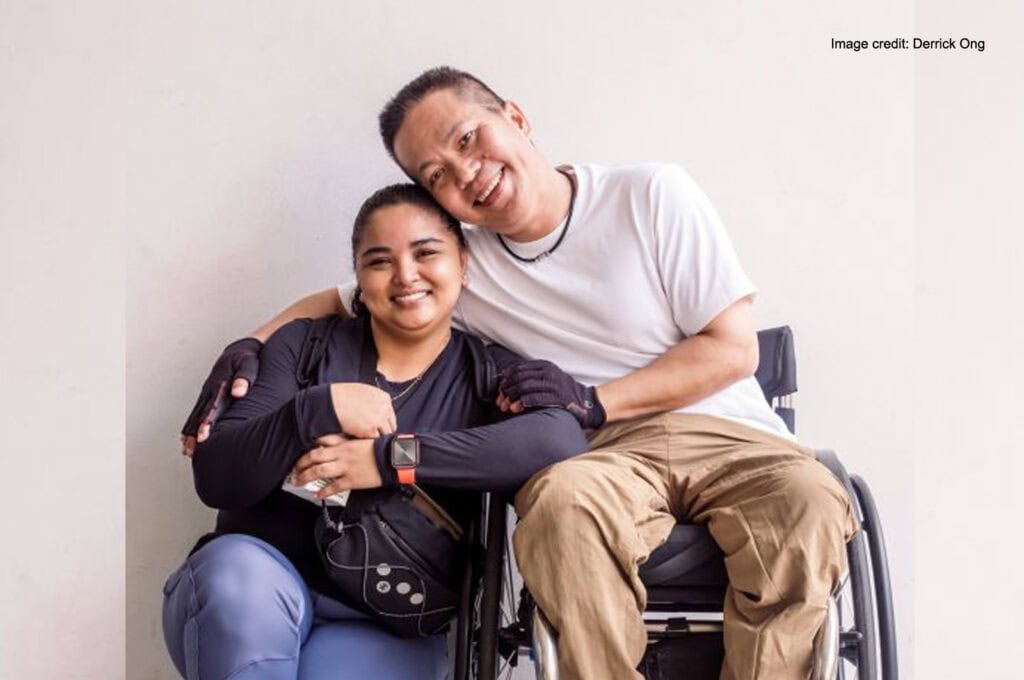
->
[298, 316, 492, 638]
[314, 487, 467, 638]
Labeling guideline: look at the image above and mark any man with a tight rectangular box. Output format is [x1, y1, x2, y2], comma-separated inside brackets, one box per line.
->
[183, 67, 856, 680]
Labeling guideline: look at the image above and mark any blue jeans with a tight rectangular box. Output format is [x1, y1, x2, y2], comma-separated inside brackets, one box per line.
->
[162, 534, 448, 680]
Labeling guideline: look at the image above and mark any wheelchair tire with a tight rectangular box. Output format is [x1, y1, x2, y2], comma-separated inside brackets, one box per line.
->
[852, 475, 898, 680]
[847, 526, 878, 679]
[475, 495, 507, 680]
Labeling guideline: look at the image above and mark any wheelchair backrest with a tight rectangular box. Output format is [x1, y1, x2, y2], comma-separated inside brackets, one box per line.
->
[755, 326, 797, 433]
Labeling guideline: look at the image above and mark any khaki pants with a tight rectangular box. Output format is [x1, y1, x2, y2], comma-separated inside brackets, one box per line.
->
[513, 413, 858, 680]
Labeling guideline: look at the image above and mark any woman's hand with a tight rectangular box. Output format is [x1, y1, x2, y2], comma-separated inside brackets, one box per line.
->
[290, 434, 383, 497]
[330, 383, 397, 438]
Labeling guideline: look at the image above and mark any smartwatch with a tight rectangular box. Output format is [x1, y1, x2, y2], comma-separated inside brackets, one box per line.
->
[390, 434, 420, 485]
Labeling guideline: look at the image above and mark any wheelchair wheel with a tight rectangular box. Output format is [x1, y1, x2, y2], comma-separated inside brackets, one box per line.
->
[816, 450, 901, 680]
[846, 525, 879, 678]
[833, 476, 900, 680]
[851, 475, 898, 680]
[453, 514, 480, 680]
[470, 496, 522, 680]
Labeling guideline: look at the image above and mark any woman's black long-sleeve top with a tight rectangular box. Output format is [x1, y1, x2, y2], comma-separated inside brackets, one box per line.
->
[190, 315, 588, 598]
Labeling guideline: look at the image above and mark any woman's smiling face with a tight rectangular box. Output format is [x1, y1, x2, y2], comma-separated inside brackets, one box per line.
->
[355, 202, 467, 340]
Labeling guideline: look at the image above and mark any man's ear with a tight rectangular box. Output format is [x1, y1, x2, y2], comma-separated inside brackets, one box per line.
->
[503, 100, 533, 137]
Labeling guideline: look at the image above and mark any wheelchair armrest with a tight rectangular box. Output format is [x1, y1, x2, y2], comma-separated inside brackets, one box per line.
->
[815, 449, 864, 526]
[815, 450, 854, 497]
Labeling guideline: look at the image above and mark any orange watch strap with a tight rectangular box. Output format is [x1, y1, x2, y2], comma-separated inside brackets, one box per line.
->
[397, 467, 416, 485]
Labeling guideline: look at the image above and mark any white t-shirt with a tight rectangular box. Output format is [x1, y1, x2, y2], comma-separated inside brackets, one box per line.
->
[339, 163, 791, 438]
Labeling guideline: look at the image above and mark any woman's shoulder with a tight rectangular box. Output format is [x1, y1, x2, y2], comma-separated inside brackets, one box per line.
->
[265, 314, 365, 356]
[260, 318, 312, 358]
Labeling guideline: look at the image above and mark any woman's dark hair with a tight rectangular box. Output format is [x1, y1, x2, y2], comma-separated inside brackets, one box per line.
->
[350, 183, 465, 317]
[379, 66, 505, 168]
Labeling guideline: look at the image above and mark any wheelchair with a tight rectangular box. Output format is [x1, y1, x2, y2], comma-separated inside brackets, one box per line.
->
[452, 326, 898, 680]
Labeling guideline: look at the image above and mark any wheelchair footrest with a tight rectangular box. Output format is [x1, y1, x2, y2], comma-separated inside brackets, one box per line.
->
[645, 617, 724, 639]
[496, 624, 525, 665]
[639, 634, 724, 680]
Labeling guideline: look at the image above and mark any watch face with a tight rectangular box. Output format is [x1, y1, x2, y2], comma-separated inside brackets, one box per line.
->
[393, 437, 418, 467]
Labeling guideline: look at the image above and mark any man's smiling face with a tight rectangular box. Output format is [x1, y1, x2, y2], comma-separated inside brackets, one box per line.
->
[392, 88, 547, 240]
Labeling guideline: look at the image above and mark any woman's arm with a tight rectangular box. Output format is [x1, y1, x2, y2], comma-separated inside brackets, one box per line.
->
[289, 340, 590, 499]
[395, 343, 590, 494]
[292, 409, 589, 500]
[380, 408, 589, 495]
[392, 343, 588, 493]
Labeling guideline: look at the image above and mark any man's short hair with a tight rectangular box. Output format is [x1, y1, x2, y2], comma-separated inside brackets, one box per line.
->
[379, 67, 505, 167]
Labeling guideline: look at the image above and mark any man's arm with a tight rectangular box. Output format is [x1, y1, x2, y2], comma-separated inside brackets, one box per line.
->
[248, 287, 348, 343]
[596, 296, 758, 422]
[498, 296, 758, 427]
[596, 164, 759, 422]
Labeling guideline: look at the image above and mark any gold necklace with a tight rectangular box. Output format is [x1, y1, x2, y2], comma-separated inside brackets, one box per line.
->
[374, 372, 424, 402]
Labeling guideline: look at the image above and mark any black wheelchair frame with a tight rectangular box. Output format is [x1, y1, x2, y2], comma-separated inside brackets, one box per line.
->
[452, 326, 898, 680]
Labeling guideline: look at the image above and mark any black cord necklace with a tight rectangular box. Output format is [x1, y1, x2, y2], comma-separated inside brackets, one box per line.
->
[496, 168, 576, 264]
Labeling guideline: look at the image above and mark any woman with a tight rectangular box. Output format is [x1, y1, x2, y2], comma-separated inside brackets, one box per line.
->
[162, 184, 588, 680]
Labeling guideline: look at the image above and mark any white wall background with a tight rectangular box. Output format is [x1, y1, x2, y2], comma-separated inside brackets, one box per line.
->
[4, 1, 1021, 678]
[125, 2, 917, 678]
[1, 2, 126, 679]
[915, 2, 1024, 678]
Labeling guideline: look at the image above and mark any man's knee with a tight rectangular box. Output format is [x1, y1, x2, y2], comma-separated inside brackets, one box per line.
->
[515, 460, 592, 520]
[781, 462, 856, 541]
[513, 455, 672, 582]
[761, 461, 857, 588]
[513, 460, 626, 572]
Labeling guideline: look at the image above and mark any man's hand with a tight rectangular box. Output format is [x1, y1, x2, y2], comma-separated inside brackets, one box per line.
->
[290, 434, 383, 498]
[498, 360, 606, 429]
[180, 337, 263, 457]
[330, 383, 398, 438]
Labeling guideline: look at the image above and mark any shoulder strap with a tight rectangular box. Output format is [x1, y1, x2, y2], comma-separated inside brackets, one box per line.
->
[295, 315, 343, 388]
[464, 334, 497, 402]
